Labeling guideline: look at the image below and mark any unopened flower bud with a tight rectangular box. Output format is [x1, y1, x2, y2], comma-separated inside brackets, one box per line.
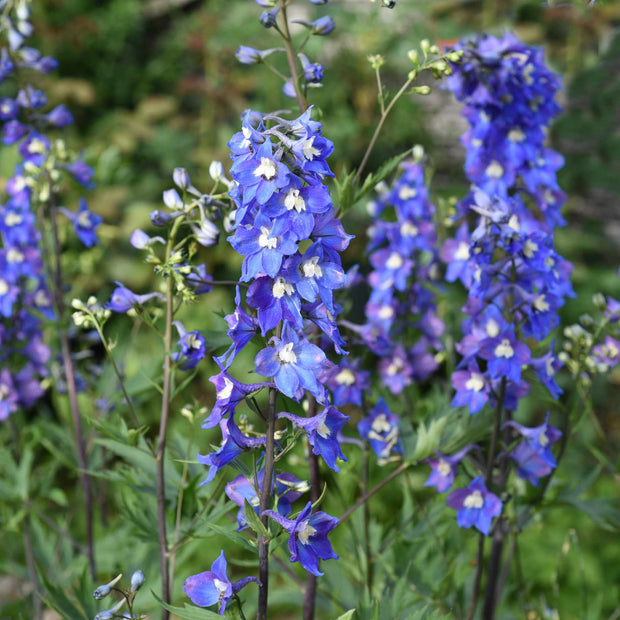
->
[130, 570, 145, 592]
[173, 167, 190, 190]
[209, 161, 224, 181]
[93, 574, 122, 600]
[163, 189, 184, 210]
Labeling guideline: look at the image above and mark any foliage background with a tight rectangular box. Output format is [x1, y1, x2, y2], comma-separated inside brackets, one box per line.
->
[1, 0, 619, 618]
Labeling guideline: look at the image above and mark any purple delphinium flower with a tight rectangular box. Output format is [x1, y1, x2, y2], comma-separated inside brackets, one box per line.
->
[0, 368, 19, 420]
[59, 198, 102, 248]
[225, 469, 306, 530]
[263, 501, 338, 576]
[183, 551, 259, 614]
[451, 363, 490, 414]
[478, 327, 531, 383]
[277, 405, 349, 472]
[357, 398, 401, 463]
[446, 476, 502, 535]
[106, 282, 165, 313]
[172, 321, 206, 371]
[424, 445, 476, 493]
[321, 357, 369, 407]
[254, 322, 326, 402]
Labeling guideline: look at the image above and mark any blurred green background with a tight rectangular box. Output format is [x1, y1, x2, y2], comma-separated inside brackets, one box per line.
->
[1, 0, 619, 618]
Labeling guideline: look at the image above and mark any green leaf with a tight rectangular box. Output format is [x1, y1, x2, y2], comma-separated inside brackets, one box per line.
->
[336, 610, 358, 620]
[356, 150, 411, 205]
[243, 498, 269, 538]
[410, 416, 448, 461]
[333, 168, 358, 215]
[37, 568, 88, 620]
[202, 522, 256, 552]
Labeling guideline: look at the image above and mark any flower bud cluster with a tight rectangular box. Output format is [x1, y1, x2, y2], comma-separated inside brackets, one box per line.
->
[92, 570, 145, 620]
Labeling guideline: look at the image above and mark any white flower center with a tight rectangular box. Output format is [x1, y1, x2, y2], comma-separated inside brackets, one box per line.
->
[508, 214, 520, 232]
[438, 459, 451, 477]
[485, 160, 504, 179]
[186, 333, 202, 349]
[386, 358, 403, 376]
[465, 373, 485, 392]
[508, 128, 525, 142]
[335, 368, 356, 386]
[258, 226, 278, 249]
[28, 138, 46, 154]
[386, 252, 403, 270]
[12, 176, 27, 192]
[297, 520, 317, 545]
[77, 211, 92, 228]
[302, 137, 320, 161]
[607, 341, 619, 359]
[371, 414, 392, 434]
[272, 277, 294, 299]
[0, 385, 9, 400]
[301, 256, 322, 279]
[0, 279, 9, 295]
[378, 305, 394, 320]
[5, 212, 22, 226]
[398, 186, 417, 200]
[455, 242, 470, 261]
[254, 157, 277, 180]
[539, 431, 549, 447]
[523, 240, 538, 258]
[533, 295, 549, 312]
[464, 490, 484, 509]
[213, 578, 228, 595]
[494, 339, 515, 359]
[7, 248, 24, 263]
[317, 422, 330, 438]
[284, 188, 306, 212]
[486, 319, 500, 338]
[34, 290, 49, 307]
[400, 221, 418, 236]
[545, 357, 556, 377]
[218, 377, 234, 401]
[278, 342, 297, 364]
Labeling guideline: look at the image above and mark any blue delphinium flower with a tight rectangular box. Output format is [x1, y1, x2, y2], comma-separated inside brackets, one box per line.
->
[106, 282, 165, 313]
[277, 405, 349, 471]
[59, 198, 102, 248]
[423, 445, 476, 493]
[172, 321, 206, 370]
[183, 551, 259, 614]
[357, 398, 402, 464]
[446, 476, 502, 535]
[263, 501, 338, 576]
[254, 322, 327, 402]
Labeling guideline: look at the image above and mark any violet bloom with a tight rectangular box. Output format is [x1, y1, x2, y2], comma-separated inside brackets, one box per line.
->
[255, 323, 326, 402]
[505, 413, 561, 485]
[183, 551, 258, 615]
[106, 282, 164, 313]
[446, 476, 502, 535]
[277, 406, 349, 472]
[478, 327, 531, 383]
[357, 398, 401, 463]
[424, 445, 475, 493]
[225, 469, 306, 530]
[451, 363, 490, 414]
[322, 358, 369, 407]
[263, 501, 338, 576]
[172, 321, 206, 370]
[0, 369, 19, 420]
[203, 370, 269, 429]
[198, 416, 266, 484]
[59, 198, 102, 247]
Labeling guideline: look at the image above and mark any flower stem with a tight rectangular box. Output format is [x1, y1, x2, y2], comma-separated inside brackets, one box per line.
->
[339, 461, 409, 524]
[303, 389, 321, 620]
[47, 181, 96, 579]
[257, 386, 277, 620]
[156, 221, 181, 620]
[278, 0, 307, 114]
[466, 378, 506, 620]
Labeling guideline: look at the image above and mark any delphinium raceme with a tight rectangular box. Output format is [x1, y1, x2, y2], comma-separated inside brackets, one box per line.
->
[183, 2, 353, 619]
[92, 569, 145, 620]
[337, 154, 444, 471]
[431, 32, 574, 617]
[0, 0, 101, 581]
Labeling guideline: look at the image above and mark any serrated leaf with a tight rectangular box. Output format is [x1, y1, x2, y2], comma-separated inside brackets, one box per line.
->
[411, 416, 448, 461]
[202, 522, 256, 552]
[356, 150, 411, 204]
[334, 168, 358, 215]
[243, 498, 269, 538]
[38, 568, 88, 620]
